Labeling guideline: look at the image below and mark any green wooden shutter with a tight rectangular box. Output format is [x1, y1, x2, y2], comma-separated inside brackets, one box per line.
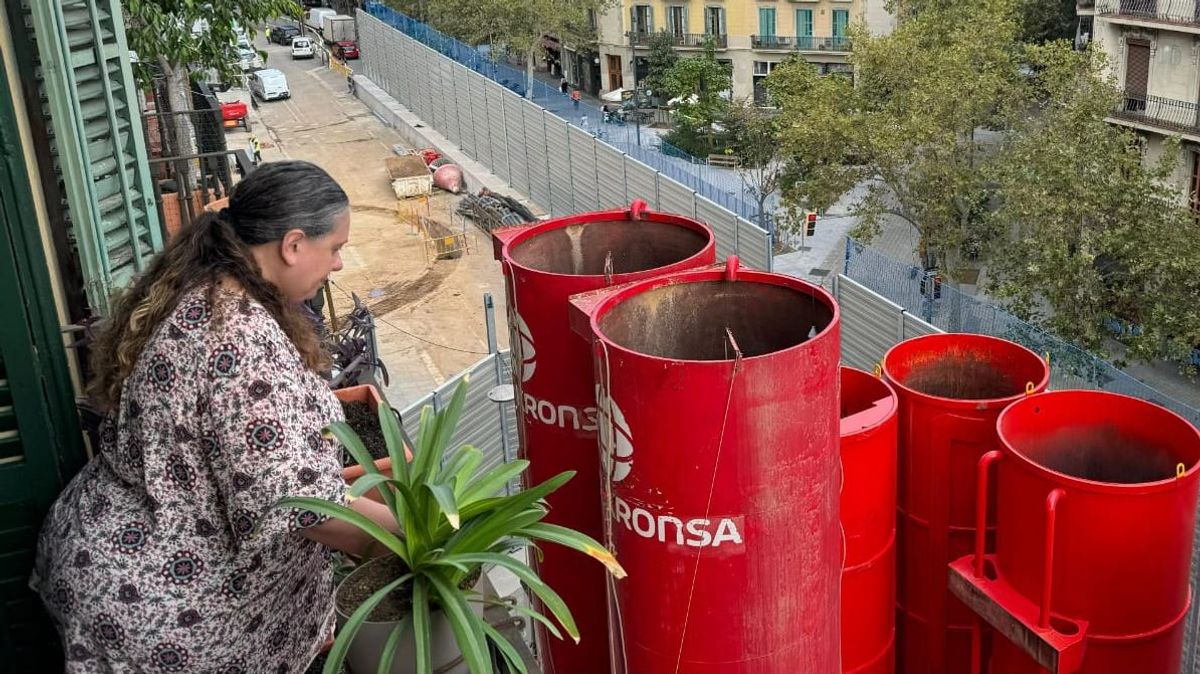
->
[0, 40, 88, 670]
[26, 0, 163, 315]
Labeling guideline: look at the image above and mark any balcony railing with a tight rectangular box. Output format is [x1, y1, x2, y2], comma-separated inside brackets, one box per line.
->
[1111, 92, 1200, 135]
[1078, 0, 1096, 8]
[1096, 0, 1200, 27]
[627, 31, 728, 49]
[750, 35, 851, 51]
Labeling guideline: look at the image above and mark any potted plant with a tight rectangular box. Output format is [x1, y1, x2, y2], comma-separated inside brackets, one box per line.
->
[280, 378, 626, 674]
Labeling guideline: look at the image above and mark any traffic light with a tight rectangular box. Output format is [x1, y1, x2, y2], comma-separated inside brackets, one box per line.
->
[805, 212, 817, 237]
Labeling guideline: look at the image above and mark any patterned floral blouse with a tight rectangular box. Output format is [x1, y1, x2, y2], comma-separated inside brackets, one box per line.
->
[31, 286, 348, 672]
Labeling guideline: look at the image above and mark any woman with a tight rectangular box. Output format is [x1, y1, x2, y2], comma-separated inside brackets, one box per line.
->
[31, 161, 397, 672]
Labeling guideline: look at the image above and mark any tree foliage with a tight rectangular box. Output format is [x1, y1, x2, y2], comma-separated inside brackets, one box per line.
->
[767, 0, 1200, 364]
[662, 39, 730, 123]
[431, 0, 616, 98]
[643, 31, 679, 97]
[723, 101, 784, 229]
[123, 0, 298, 86]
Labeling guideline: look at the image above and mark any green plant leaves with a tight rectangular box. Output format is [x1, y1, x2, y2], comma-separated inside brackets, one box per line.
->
[378, 401, 412, 486]
[276, 497, 409, 567]
[515, 523, 627, 579]
[412, 578, 433, 674]
[427, 573, 491, 674]
[436, 553, 578, 643]
[377, 616, 411, 674]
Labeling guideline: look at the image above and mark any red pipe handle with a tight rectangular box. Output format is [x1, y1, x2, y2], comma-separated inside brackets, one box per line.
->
[1040, 489, 1066, 629]
[973, 451, 1003, 578]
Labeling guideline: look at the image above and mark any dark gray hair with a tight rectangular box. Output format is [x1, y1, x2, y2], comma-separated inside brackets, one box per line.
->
[224, 160, 349, 245]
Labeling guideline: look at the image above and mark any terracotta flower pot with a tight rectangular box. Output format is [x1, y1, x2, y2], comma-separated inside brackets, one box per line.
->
[335, 385, 411, 502]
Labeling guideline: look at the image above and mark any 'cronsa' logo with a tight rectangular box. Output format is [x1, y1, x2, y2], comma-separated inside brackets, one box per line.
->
[597, 389, 633, 483]
[514, 312, 535, 383]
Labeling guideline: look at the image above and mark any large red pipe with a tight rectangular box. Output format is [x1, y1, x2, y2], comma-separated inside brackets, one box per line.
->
[972, 391, 1200, 674]
[493, 201, 715, 674]
[570, 257, 842, 674]
[840, 367, 899, 674]
[882, 333, 1050, 674]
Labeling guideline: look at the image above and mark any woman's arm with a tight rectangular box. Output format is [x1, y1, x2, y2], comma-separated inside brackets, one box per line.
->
[302, 497, 400, 558]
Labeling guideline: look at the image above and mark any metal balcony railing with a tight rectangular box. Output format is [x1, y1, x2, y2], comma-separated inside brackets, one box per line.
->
[750, 35, 851, 51]
[1096, 0, 1200, 26]
[1112, 92, 1200, 135]
[1078, 0, 1096, 8]
[752, 35, 796, 49]
[627, 31, 728, 48]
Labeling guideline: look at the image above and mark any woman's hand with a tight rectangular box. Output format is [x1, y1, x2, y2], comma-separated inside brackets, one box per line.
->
[301, 496, 400, 558]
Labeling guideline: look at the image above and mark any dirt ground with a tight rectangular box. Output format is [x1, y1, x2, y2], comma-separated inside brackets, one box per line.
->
[236, 38, 510, 407]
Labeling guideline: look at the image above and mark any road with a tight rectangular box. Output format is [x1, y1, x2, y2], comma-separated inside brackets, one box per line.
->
[220, 31, 510, 409]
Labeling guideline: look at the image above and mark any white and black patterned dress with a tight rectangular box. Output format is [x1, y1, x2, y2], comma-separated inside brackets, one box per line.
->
[31, 286, 348, 673]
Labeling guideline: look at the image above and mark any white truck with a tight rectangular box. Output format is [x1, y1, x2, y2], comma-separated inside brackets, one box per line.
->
[305, 8, 336, 35]
[320, 14, 356, 44]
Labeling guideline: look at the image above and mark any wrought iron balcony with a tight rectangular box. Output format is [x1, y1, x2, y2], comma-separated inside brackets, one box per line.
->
[1111, 92, 1200, 135]
[750, 35, 851, 51]
[627, 31, 728, 49]
[1096, 0, 1200, 27]
[752, 35, 796, 49]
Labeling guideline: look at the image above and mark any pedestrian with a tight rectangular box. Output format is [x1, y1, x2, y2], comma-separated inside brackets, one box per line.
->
[30, 161, 400, 672]
[249, 134, 263, 164]
[571, 88, 581, 109]
[580, 115, 590, 133]
[560, 78, 569, 95]
[601, 104, 611, 124]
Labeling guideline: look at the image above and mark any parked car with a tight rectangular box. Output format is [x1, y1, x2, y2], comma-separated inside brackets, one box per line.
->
[249, 69, 290, 101]
[332, 40, 359, 60]
[291, 36, 315, 59]
[238, 46, 263, 72]
[270, 24, 302, 45]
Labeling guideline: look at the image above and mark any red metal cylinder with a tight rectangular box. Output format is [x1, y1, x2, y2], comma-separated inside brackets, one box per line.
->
[570, 258, 842, 673]
[988, 391, 1200, 674]
[840, 367, 899, 674]
[882, 334, 1050, 674]
[493, 202, 715, 674]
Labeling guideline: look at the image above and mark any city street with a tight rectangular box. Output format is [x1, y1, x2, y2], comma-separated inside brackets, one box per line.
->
[225, 31, 510, 408]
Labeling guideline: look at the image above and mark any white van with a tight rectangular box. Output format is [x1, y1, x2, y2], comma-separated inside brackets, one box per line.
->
[291, 36, 315, 59]
[249, 69, 289, 101]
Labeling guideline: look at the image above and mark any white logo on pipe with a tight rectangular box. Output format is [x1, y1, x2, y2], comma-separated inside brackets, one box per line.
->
[598, 387, 633, 483]
[515, 311, 536, 383]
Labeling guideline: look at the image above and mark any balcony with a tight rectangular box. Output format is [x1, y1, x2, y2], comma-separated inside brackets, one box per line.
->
[1078, 0, 1095, 7]
[751, 35, 851, 51]
[627, 32, 728, 49]
[1111, 92, 1200, 136]
[1096, 0, 1200, 28]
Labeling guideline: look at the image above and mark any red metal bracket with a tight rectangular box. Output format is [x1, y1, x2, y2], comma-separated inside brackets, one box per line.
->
[949, 555, 1088, 674]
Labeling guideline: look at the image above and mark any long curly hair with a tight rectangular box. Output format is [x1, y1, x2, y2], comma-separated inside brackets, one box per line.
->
[87, 161, 348, 411]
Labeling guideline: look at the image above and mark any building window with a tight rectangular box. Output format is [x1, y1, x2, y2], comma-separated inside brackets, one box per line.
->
[705, 6, 725, 36]
[588, 9, 598, 31]
[832, 9, 849, 46]
[1191, 150, 1200, 213]
[758, 7, 776, 38]
[632, 5, 654, 35]
[753, 60, 779, 104]
[668, 5, 688, 36]
[796, 9, 814, 49]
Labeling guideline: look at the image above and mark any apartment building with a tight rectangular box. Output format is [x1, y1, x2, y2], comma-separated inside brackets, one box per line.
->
[584, 0, 894, 102]
[1088, 0, 1200, 207]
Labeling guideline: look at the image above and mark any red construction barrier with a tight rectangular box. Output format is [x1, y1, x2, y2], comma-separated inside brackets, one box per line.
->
[570, 257, 842, 674]
[950, 390, 1200, 674]
[492, 200, 715, 674]
[882, 334, 1050, 674]
[841, 367, 899, 674]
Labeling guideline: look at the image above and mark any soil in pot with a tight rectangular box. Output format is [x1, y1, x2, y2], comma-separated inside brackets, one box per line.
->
[340, 400, 388, 463]
[337, 557, 485, 621]
[338, 556, 414, 621]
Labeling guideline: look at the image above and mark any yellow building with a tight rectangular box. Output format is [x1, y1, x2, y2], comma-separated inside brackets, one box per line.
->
[582, 0, 894, 101]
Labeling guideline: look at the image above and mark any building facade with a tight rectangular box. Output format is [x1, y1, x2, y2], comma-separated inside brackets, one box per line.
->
[589, 0, 895, 102]
[1087, 0, 1200, 207]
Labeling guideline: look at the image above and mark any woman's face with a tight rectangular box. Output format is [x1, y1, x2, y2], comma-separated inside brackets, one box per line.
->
[270, 208, 351, 303]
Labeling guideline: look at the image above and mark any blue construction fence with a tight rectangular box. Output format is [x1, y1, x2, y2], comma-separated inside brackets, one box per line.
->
[360, 1, 768, 228]
[843, 237, 1200, 427]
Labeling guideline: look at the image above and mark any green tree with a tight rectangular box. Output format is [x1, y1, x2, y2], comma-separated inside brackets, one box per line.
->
[723, 101, 784, 229]
[769, 0, 1027, 272]
[442, 0, 616, 99]
[661, 38, 731, 153]
[123, 0, 298, 192]
[987, 44, 1199, 362]
[1016, 0, 1078, 44]
[643, 31, 678, 98]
